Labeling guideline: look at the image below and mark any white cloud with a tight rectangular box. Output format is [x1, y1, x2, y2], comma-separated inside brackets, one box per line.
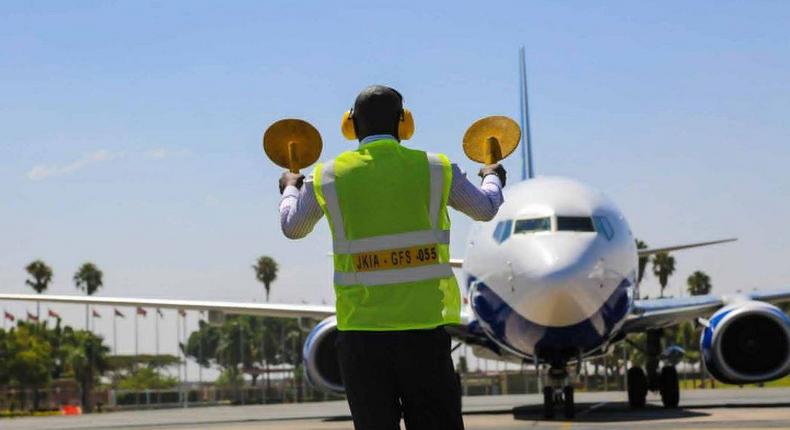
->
[27, 150, 124, 181]
[26, 147, 189, 181]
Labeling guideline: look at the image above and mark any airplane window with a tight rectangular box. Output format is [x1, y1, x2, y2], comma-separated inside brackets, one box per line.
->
[492, 221, 504, 242]
[556, 216, 595, 232]
[593, 216, 615, 240]
[492, 220, 514, 243]
[514, 217, 551, 234]
[501, 219, 513, 242]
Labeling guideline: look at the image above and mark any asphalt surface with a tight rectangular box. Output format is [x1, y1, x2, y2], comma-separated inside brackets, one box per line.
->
[3, 388, 790, 430]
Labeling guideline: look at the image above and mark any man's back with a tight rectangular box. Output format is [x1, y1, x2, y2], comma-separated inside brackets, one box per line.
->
[327, 139, 437, 239]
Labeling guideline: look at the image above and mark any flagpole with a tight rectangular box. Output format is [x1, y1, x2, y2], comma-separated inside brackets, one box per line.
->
[198, 311, 203, 384]
[135, 310, 139, 356]
[177, 310, 182, 391]
[155, 309, 160, 356]
[182, 311, 187, 384]
[113, 311, 117, 355]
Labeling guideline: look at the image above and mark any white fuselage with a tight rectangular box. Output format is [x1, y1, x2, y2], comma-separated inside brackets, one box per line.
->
[463, 176, 638, 362]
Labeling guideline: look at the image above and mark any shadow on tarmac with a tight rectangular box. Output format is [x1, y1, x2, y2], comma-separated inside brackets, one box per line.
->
[510, 402, 708, 423]
[320, 400, 790, 424]
[322, 416, 353, 422]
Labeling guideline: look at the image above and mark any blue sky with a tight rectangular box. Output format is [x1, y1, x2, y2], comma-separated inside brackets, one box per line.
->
[2, 1, 789, 375]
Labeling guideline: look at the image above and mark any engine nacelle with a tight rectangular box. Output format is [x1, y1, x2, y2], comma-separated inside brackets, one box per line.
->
[701, 301, 790, 384]
[302, 316, 344, 394]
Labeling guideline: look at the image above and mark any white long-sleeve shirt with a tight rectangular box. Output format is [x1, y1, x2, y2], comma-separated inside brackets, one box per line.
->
[279, 163, 504, 239]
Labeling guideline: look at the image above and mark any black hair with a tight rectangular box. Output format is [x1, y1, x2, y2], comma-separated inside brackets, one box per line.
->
[352, 85, 403, 140]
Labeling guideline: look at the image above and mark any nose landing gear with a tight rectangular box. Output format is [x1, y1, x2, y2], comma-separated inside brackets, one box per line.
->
[541, 366, 575, 419]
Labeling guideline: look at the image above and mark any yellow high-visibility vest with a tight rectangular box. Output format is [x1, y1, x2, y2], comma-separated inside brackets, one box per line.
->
[313, 138, 460, 331]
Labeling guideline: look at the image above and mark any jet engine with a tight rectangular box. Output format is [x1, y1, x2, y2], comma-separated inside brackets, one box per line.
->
[302, 316, 344, 394]
[701, 301, 790, 384]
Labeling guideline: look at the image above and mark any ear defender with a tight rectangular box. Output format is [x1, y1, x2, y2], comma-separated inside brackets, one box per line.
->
[341, 107, 415, 141]
[398, 108, 415, 140]
[341, 110, 357, 140]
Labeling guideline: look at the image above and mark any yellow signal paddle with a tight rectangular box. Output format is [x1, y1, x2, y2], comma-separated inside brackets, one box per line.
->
[263, 119, 323, 173]
[462, 116, 521, 165]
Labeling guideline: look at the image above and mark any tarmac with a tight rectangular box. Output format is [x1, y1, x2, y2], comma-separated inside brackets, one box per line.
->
[3, 388, 789, 430]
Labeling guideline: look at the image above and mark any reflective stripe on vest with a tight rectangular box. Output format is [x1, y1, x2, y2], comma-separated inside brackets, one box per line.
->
[334, 263, 454, 287]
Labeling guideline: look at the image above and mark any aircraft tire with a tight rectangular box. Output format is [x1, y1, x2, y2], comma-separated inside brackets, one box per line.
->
[627, 367, 648, 408]
[659, 365, 680, 408]
[563, 385, 575, 418]
[542, 386, 555, 419]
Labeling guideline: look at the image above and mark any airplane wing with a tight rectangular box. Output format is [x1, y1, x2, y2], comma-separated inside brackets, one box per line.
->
[622, 289, 790, 333]
[748, 289, 790, 305]
[622, 295, 724, 333]
[638, 238, 737, 257]
[0, 293, 336, 320]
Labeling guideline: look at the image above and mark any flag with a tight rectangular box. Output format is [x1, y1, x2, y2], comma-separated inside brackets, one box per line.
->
[136, 307, 147, 317]
[157, 308, 164, 318]
[27, 311, 39, 322]
[178, 309, 186, 317]
[4, 311, 14, 322]
[48, 309, 61, 319]
[92, 309, 101, 318]
[114, 308, 125, 318]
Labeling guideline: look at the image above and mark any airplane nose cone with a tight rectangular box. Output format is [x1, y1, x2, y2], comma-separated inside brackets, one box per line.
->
[512, 235, 618, 327]
[526, 236, 594, 280]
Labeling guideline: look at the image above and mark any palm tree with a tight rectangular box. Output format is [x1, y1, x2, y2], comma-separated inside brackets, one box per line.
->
[253, 256, 278, 302]
[652, 252, 676, 298]
[63, 330, 110, 412]
[687, 271, 712, 296]
[25, 260, 53, 319]
[74, 263, 104, 330]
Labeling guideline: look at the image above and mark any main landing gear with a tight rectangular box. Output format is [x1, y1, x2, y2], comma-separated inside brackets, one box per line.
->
[627, 329, 680, 409]
[541, 366, 575, 419]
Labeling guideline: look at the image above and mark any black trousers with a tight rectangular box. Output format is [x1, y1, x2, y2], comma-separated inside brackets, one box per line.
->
[336, 327, 464, 430]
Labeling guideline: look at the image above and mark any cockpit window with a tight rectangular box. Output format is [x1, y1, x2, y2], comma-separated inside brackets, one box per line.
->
[493, 222, 505, 241]
[556, 216, 595, 232]
[492, 219, 513, 243]
[593, 216, 615, 240]
[501, 220, 512, 242]
[514, 217, 551, 234]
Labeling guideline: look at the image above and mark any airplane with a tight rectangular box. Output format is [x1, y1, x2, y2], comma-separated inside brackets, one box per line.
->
[3, 50, 790, 419]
